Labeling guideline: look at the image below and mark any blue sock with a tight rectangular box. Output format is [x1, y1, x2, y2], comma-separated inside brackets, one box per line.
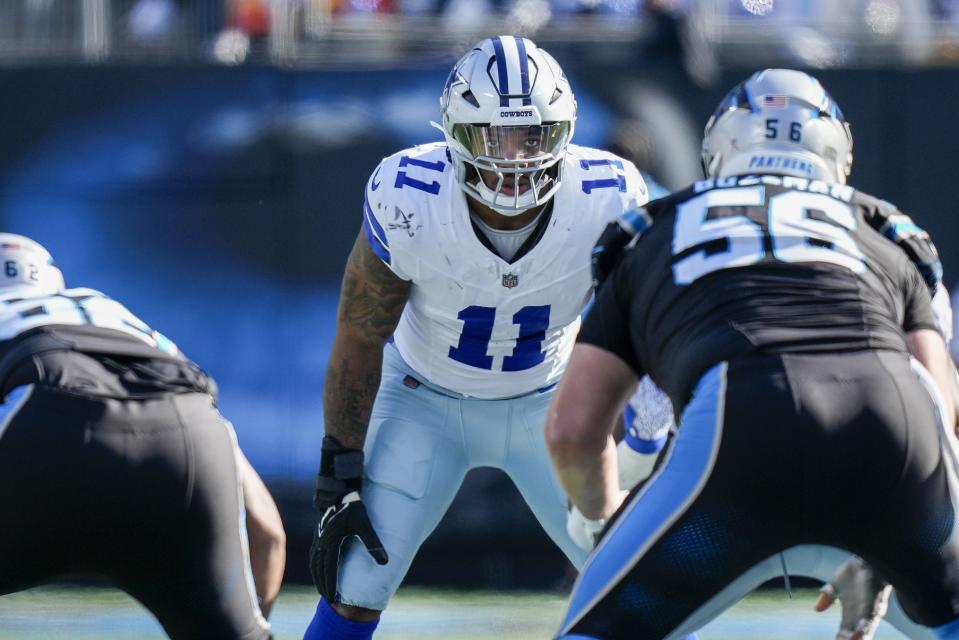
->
[303, 598, 380, 640]
[933, 616, 959, 639]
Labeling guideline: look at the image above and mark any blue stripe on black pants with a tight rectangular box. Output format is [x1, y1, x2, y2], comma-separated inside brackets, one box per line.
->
[560, 350, 959, 638]
[558, 362, 729, 639]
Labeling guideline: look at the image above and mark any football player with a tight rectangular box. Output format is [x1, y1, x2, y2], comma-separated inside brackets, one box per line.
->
[304, 36, 656, 640]
[549, 69, 959, 639]
[0, 234, 285, 638]
[590, 68, 956, 640]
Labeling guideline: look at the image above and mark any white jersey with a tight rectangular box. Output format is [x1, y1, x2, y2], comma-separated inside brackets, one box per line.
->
[0, 286, 179, 356]
[363, 142, 648, 399]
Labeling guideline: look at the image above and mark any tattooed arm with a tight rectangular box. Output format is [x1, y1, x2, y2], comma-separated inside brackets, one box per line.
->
[323, 228, 412, 450]
[308, 228, 409, 601]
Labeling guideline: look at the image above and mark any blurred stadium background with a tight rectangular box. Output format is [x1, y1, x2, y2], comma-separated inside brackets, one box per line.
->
[1, 0, 958, 637]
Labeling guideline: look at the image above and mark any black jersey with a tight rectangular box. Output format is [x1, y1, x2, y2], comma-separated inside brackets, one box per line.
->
[0, 287, 213, 398]
[579, 174, 938, 412]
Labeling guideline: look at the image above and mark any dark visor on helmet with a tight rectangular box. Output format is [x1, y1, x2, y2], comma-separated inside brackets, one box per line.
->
[450, 122, 571, 161]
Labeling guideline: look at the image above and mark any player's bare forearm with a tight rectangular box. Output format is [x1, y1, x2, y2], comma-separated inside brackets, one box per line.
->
[944, 357, 959, 433]
[324, 230, 411, 450]
[238, 451, 286, 618]
[907, 329, 957, 431]
[553, 435, 620, 520]
[323, 339, 384, 450]
[547, 344, 636, 519]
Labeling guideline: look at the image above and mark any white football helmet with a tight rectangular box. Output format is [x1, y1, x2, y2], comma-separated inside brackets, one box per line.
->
[438, 36, 577, 216]
[0, 233, 65, 294]
[702, 69, 853, 184]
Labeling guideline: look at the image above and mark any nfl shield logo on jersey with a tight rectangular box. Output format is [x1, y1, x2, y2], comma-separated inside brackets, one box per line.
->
[502, 273, 519, 288]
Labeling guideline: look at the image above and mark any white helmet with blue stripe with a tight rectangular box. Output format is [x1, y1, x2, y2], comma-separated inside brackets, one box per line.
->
[0, 233, 64, 294]
[701, 69, 853, 184]
[438, 36, 577, 216]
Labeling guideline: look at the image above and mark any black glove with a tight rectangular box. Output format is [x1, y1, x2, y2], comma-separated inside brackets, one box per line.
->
[591, 209, 651, 291]
[308, 436, 388, 601]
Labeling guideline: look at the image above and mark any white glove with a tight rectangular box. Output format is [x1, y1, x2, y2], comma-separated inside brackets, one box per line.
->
[566, 490, 630, 552]
[566, 505, 607, 552]
[617, 438, 659, 490]
[933, 282, 953, 344]
[814, 556, 892, 640]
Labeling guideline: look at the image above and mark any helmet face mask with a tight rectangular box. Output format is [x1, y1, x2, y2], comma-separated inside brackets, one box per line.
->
[701, 69, 854, 184]
[439, 36, 577, 216]
[0, 233, 64, 295]
[451, 120, 572, 212]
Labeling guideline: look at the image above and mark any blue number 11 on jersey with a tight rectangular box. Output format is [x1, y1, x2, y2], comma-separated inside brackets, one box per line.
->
[449, 305, 551, 371]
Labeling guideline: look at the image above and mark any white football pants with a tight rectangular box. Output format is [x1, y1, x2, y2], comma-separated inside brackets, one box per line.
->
[337, 343, 588, 610]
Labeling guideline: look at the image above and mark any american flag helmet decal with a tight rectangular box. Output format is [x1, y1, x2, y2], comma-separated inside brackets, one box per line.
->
[761, 95, 789, 108]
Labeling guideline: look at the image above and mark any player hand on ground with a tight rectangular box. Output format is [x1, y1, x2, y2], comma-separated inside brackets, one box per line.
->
[566, 505, 606, 552]
[591, 209, 650, 290]
[309, 436, 388, 601]
[566, 491, 630, 552]
[814, 556, 892, 640]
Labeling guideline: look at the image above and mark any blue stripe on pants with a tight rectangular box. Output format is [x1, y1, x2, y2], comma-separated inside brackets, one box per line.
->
[0, 385, 33, 442]
[933, 617, 959, 639]
[558, 363, 728, 638]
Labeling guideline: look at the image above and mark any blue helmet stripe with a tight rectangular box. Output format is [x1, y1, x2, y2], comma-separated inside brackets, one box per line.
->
[743, 82, 758, 112]
[515, 37, 531, 106]
[491, 36, 510, 107]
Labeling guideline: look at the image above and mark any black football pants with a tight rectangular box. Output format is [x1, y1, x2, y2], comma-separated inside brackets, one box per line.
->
[0, 385, 270, 640]
[561, 351, 959, 639]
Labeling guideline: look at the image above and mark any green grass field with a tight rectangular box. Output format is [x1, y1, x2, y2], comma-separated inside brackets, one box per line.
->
[0, 585, 909, 639]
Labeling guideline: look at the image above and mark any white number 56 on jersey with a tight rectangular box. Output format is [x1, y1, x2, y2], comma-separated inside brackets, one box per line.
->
[672, 186, 866, 285]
